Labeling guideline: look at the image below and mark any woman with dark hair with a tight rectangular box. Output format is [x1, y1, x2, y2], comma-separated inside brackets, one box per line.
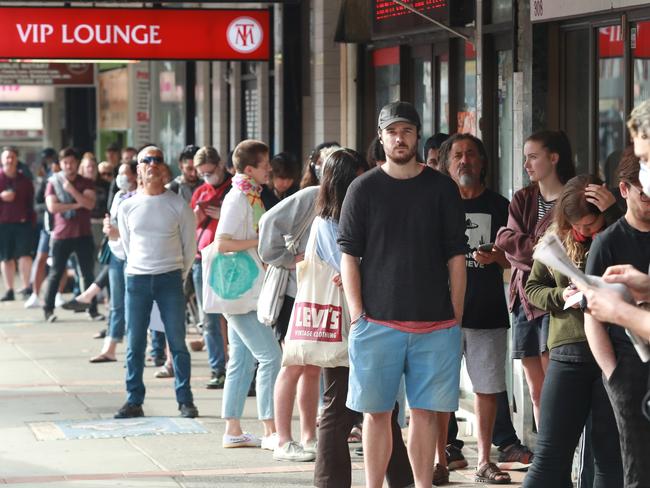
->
[366, 136, 386, 168]
[299, 141, 340, 189]
[495, 130, 577, 429]
[311, 149, 413, 488]
[523, 174, 623, 488]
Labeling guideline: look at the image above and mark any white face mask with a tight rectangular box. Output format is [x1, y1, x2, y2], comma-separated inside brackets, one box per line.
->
[116, 174, 130, 191]
[203, 173, 221, 186]
[639, 162, 650, 196]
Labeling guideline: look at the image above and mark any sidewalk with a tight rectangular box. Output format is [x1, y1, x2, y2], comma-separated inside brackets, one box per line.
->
[0, 293, 525, 487]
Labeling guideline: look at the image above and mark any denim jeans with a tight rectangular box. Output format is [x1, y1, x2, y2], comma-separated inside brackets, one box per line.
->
[192, 260, 226, 373]
[150, 330, 166, 360]
[107, 254, 125, 341]
[125, 270, 193, 405]
[222, 311, 281, 420]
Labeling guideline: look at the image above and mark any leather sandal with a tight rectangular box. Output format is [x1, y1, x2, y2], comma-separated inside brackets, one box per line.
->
[475, 462, 511, 484]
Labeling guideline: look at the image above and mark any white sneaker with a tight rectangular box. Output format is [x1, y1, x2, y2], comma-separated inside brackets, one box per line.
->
[222, 432, 261, 448]
[24, 293, 42, 309]
[273, 441, 316, 462]
[302, 439, 317, 454]
[261, 432, 279, 451]
[55, 293, 65, 308]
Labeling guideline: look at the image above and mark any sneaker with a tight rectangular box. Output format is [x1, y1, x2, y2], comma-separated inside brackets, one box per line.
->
[93, 329, 107, 339]
[206, 370, 226, 389]
[222, 432, 261, 448]
[302, 439, 317, 454]
[24, 293, 42, 309]
[0, 289, 15, 302]
[18, 287, 32, 299]
[153, 356, 166, 367]
[179, 402, 199, 418]
[154, 364, 174, 378]
[273, 441, 316, 462]
[433, 463, 450, 486]
[497, 442, 534, 470]
[261, 432, 279, 450]
[114, 402, 144, 419]
[44, 310, 57, 323]
[88, 311, 106, 321]
[189, 338, 204, 352]
[445, 444, 468, 471]
[54, 293, 65, 308]
[61, 298, 90, 312]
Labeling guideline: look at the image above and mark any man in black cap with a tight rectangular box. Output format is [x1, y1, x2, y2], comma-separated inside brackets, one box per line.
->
[338, 101, 467, 487]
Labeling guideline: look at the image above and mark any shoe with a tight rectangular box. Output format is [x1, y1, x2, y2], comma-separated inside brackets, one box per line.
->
[302, 439, 317, 454]
[154, 364, 174, 378]
[433, 463, 450, 486]
[0, 289, 15, 302]
[153, 357, 166, 367]
[88, 311, 106, 321]
[93, 329, 107, 339]
[273, 440, 315, 462]
[222, 432, 261, 448]
[189, 338, 204, 352]
[18, 287, 32, 299]
[61, 298, 90, 312]
[114, 402, 144, 419]
[54, 293, 65, 308]
[497, 442, 534, 470]
[206, 370, 226, 389]
[89, 354, 116, 363]
[445, 444, 468, 471]
[44, 310, 57, 323]
[261, 432, 279, 451]
[179, 402, 199, 418]
[347, 425, 362, 443]
[24, 293, 42, 309]
[354, 446, 363, 457]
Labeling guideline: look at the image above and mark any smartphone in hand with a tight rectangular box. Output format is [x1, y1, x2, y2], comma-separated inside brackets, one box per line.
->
[477, 243, 494, 252]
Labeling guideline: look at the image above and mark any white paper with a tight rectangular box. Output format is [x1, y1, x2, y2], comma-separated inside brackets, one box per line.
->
[563, 291, 584, 310]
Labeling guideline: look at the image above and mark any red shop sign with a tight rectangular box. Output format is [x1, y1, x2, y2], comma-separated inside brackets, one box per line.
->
[0, 7, 270, 61]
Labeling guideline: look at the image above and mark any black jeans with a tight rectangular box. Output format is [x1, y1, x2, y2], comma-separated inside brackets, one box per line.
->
[523, 358, 623, 488]
[314, 366, 414, 488]
[44, 236, 96, 314]
[448, 390, 519, 450]
[603, 347, 650, 488]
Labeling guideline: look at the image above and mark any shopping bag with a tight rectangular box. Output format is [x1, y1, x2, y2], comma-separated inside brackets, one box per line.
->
[201, 240, 264, 315]
[282, 224, 350, 368]
[257, 265, 290, 326]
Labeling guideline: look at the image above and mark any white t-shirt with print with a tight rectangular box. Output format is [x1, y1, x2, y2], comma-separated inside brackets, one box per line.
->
[216, 187, 258, 240]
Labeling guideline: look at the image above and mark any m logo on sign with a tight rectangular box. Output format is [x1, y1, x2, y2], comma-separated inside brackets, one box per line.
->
[226, 16, 263, 54]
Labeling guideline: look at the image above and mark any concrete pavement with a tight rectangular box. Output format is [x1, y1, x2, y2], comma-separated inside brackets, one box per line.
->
[0, 293, 526, 487]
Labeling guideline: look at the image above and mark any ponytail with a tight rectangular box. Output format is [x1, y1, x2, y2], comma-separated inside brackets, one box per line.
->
[526, 130, 576, 184]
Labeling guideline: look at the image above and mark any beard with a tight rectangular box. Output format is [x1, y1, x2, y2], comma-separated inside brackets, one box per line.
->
[459, 173, 475, 187]
[387, 144, 417, 165]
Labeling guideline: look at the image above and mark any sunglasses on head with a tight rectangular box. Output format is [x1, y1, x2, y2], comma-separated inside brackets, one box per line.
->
[142, 156, 164, 165]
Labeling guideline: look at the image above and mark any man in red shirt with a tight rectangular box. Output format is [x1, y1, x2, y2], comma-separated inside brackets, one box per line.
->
[0, 146, 35, 301]
[42, 147, 96, 322]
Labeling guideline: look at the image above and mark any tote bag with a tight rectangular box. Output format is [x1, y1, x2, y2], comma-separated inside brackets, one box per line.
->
[282, 224, 350, 368]
[201, 241, 265, 315]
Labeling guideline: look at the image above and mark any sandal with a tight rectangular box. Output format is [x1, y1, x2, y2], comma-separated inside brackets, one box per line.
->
[347, 426, 362, 443]
[475, 462, 511, 484]
[433, 463, 449, 486]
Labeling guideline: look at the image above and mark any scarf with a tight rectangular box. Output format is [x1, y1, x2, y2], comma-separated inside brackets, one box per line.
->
[232, 173, 265, 233]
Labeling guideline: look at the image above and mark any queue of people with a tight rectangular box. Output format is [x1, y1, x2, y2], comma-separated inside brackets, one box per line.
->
[1, 98, 649, 488]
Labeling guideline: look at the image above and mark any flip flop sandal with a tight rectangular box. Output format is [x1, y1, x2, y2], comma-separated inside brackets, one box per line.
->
[475, 462, 511, 484]
[347, 426, 362, 443]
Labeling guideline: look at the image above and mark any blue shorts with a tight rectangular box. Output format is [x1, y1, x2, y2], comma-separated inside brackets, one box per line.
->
[346, 318, 462, 413]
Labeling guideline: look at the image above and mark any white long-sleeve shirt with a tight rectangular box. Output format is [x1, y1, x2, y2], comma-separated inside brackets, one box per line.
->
[118, 189, 196, 276]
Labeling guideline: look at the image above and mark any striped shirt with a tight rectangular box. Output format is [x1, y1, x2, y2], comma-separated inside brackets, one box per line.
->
[537, 194, 555, 221]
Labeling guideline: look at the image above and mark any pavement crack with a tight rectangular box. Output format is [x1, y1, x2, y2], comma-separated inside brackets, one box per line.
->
[125, 435, 171, 471]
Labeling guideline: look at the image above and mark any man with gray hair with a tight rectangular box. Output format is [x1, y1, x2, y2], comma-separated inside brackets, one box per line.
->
[115, 145, 199, 419]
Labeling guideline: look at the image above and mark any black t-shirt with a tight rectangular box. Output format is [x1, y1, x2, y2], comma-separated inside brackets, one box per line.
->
[337, 166, 467, 321]
[585, 217, 650, 349]
[462, 189, 510, 329]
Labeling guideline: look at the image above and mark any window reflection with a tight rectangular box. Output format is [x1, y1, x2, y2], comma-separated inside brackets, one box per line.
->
[564, 29, 590, 177]
[414, 57, 433, 138]
[598, 25, 625, 185]
[633, 21, 650, 108]
[456, 41, 476, 135]
[439, 53, 449, 133]
[374, 47, 400, 117]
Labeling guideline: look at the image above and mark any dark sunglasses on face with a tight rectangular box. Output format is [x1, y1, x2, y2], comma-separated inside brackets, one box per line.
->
[100, 172, 112, 177]
[142, 156, 164, 165]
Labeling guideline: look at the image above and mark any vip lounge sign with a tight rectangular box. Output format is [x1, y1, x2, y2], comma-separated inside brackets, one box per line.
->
[0, 7, 270, 60]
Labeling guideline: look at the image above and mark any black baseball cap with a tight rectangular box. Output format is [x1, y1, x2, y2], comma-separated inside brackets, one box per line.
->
[378, 101, 421, 131]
